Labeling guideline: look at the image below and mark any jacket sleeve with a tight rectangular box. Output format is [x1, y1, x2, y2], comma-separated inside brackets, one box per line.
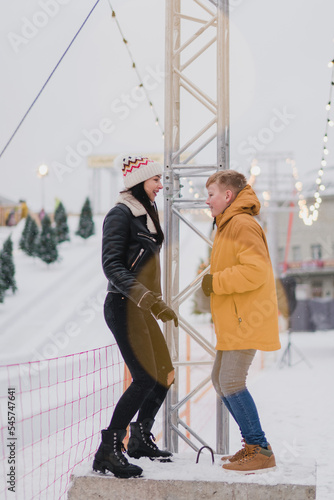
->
[102, 206, 156, 308]
[212, 218, 271, 295]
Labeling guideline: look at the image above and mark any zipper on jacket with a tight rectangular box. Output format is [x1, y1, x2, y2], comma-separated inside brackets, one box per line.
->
[138, 232, 157, 243]
[130, 248, 144, 269]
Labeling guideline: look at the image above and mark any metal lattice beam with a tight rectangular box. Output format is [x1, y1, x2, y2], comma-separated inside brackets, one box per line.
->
[163, 0, 230, 454]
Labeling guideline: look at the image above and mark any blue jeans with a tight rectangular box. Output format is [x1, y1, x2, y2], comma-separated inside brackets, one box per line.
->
[224, 389, 268, 448]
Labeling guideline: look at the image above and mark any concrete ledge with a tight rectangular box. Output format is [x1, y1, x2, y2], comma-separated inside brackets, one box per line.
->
[67, 454, 316, 500]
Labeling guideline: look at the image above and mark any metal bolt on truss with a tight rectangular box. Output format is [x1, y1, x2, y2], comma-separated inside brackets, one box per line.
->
[163, 0, 230, 454]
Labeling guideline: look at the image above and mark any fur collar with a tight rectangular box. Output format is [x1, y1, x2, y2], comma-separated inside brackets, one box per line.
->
[116, 191, 156, 233]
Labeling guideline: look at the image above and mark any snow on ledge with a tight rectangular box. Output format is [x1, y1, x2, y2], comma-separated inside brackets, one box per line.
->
[71, 452, 316, 486]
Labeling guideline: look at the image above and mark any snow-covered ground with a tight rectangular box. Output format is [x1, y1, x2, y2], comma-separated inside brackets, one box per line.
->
[0, 215, 333, 499]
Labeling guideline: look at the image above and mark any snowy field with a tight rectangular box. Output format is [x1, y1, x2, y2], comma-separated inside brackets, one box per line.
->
[0, 215, 333, 499]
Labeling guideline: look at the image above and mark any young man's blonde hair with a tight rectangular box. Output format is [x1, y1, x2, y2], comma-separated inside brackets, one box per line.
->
[206, 170, 247, 195]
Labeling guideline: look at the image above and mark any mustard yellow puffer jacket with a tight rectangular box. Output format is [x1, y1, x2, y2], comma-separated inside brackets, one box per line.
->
[210, 185, 281, 352]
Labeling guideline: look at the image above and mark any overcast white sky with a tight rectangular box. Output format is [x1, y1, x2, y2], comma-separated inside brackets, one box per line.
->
[1, 0, 334, 214]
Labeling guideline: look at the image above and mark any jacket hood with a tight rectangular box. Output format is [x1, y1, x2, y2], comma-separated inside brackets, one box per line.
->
[215, 184, 260, 229]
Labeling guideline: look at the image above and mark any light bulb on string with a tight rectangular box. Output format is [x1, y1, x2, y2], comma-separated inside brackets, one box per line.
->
[247, 58, 331, 223]
[107, 2, 164, 138]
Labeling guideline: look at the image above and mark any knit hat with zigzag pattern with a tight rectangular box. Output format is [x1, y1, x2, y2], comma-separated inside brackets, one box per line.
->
[122, 156, 163, 188]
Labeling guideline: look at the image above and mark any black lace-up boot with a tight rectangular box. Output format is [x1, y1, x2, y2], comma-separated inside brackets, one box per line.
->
[127, 419, 172, 460]
[93, 429, 143, 478]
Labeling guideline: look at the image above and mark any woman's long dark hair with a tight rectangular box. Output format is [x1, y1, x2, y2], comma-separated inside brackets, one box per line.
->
[129, 182, 164, 244]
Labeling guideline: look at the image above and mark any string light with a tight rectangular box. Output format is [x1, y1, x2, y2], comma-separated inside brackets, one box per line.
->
[107, 2, 164, 137]
[285, 58, 334, 226]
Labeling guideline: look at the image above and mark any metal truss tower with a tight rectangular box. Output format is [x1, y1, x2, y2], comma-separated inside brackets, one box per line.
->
[163, 0, 230, 453]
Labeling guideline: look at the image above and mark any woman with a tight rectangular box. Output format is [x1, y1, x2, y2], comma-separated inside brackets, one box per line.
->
[93, 156, 177, 479]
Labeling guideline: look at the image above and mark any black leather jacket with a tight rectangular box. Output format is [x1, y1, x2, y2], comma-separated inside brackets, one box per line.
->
[102, 202, 162, 306]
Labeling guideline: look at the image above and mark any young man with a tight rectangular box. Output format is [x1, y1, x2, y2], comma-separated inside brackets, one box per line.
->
[202, 170, 281, 473]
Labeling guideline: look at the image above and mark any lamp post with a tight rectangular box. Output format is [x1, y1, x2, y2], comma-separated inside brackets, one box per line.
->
[37, 164, 49, 210]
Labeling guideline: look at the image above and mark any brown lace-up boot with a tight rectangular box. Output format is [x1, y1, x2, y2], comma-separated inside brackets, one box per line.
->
[222, 443, 276, 474]
[221, 439, 246, 463]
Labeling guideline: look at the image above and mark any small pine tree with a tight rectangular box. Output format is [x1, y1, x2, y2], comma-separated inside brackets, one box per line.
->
[76, 198, 95, 239]
[54, 201, 70, 243]
[25, 217, 39, 256]
[0, 258, 6, 303]
[19, 214, 32, 252]
[36, 214, 59, 265]
[19, 215, 39, 256]
[0, 235, 17, 293]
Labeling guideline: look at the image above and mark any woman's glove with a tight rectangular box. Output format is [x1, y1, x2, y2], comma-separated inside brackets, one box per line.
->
[202, 274, 213, 297]
[138, 291, 161, 310]
[151, 300, 178, 327]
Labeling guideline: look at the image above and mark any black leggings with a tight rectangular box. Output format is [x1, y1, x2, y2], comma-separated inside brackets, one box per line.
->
[104, 292, 174, 430]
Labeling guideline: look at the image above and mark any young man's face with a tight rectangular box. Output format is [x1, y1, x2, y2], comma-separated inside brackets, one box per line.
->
[206, 182, 234, 217]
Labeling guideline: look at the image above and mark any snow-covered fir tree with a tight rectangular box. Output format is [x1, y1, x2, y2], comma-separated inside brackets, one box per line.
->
[19, 214, 32, 252]
[26, 217, 39, 256]
[26, 218, 39, 256]
[54, 201, 70, 243]
[19, 215, 39, 256]
[0, 258, 6, 303]
[76, 197, 95, 239]
[36, 214, 58, 265]
[0, 235, 17, 293]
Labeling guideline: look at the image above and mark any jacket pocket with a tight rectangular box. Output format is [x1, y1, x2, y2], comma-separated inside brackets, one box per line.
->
[137, 232, 157, 243]
[232, 296, 243, 326]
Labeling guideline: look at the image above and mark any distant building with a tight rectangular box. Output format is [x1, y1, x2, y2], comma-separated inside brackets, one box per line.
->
[252, 159, 334, 300]
[0, 196, 27, 226]
[277, 189, 334, 299]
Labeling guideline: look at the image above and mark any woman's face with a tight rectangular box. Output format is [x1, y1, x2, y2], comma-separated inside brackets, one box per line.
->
[144, 175, 163, 202]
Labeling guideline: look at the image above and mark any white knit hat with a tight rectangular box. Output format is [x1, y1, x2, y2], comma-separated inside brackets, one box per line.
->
[121, 156, 163, 188]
